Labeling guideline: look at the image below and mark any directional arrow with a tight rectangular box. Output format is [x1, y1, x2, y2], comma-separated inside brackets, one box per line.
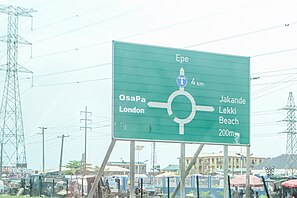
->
[147, 101, 168, 109]
[196, 106, 215, 112]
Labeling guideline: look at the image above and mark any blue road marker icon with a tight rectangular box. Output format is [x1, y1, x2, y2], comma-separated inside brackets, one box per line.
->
[176, 68, 187, 88]
[147, 67, 215, 135]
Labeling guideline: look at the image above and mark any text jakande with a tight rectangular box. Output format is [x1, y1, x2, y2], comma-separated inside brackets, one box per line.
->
[220, 95, 246, 104]
[218, 95, 247, 141]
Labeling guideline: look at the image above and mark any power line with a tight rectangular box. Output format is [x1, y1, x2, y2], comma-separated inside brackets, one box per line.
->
[0, 62, 111, 84]
[185, 22, 294, 48]
[252, 120, 281, 125]
[252, 80, 297, 100]
[253, 133, 282, 137]
[23, 115, 80, 140]
[34, 63, 110, 78]
[24, 119, 108, 149]
[252, 109, 279, 114]
[31, 20, 297, 59]
[253, 78, 297, 86]
[251, 47, 297, 58]
[33, 77, 111, 87]
[1, 58, 295, 91]
[33, 1, 118, 30]
[92, 114, 110, 119]
[252, 67, 297, 75]
[34, 5, 149, 44]
[30, 1, 274, 58]
[0, 61, 295, 88]
[254, 72, 297, 79]
[252, 112, 282, 116]
[43, 114, 80, 128]
[92, 124, 111, 129]
[34, 0, 248, 44]
[26, 70, 297, 89]
[26, 136, 62, 155]
[251, 124, 280, 127]
[252, 73, 297, 95]
[250, 69, 297, 98]
[251, 69, 297, 99]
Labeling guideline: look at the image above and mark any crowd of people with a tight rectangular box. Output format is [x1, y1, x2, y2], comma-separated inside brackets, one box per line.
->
[231, 186, 297, 198]
[232, 187, 259, 198]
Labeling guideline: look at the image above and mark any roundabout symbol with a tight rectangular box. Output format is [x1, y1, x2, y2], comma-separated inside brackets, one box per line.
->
[147, 67, 215, 135]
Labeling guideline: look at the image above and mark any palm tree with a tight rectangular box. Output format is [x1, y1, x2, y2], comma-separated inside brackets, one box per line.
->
[65, 160, 82, 196]
[65, 160, 81, 175]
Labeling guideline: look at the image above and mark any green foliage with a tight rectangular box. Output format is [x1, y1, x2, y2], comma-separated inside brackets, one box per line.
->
[65, 160, 81, 175]
[201, 191, 211, 198]
[217, 190, 224, 197]
[0, 196, 40, 198]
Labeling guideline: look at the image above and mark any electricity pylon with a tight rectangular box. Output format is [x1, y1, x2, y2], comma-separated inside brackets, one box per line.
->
[151, 142, 157, 172]
[282, 92, 297, 176]
[0, 5, 35, 169]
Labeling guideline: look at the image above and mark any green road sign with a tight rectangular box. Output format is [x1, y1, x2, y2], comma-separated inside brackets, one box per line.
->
[113, 41, 250, 145]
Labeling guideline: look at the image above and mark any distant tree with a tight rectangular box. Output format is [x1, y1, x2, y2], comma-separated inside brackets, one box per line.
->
[217, 190, 224, 197]
[65, 160, 81, 175]
[201, 191, 211, 198]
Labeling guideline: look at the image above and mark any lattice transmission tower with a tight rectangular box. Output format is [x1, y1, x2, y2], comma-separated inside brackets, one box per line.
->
[282, 92, 297, 176]
[0, 5, 35, 169]
[151, 142, 157, 173]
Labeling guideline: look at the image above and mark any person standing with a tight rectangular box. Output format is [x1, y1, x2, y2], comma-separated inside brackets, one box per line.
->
[239, 189, 244, 198]
[232, 187, 239, 198]
[255, 191, 259, 198]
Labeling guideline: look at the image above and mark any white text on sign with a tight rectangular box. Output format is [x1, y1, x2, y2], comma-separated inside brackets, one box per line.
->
[176, 54, 189, 63]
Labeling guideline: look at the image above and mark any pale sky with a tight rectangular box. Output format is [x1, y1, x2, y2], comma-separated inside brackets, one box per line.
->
[0, 0, 296, 171]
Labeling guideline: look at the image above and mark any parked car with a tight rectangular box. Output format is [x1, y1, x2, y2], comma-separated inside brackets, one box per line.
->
[143, 184, 155, 195]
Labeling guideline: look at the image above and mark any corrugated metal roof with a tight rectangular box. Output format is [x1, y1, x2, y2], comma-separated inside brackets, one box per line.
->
[253, 154, 297, 170]
[162, 164, 179, 171]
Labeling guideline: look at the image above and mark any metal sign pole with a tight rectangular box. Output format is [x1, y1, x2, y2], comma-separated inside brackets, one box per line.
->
[180, 143, 186, 198]
[224, 145, 229, 198]
[196, 175, 200, 198]
[246, 146, 251, 198]
[261, 176, 270, 198]
[130, 141, 136, 198]
[87, 139, 116, 198]
[172, 144, 204, 198]
[167, 177, 170, 197]
[228, 175, 231, 198]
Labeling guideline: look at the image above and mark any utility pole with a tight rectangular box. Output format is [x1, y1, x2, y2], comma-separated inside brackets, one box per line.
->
[38, 127, 47, 173]
[151, 142, 157, 183]
[282, 92, 297, 176]
[135, 145, 144, 174]
[58, 134, 69, 175]
[0, 5, 35, 170]
[80, 106, 91, 176]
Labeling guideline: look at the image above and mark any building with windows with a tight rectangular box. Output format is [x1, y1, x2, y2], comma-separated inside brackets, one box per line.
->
[184, 151, 266, 175]
[161, 164, 179, 175]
